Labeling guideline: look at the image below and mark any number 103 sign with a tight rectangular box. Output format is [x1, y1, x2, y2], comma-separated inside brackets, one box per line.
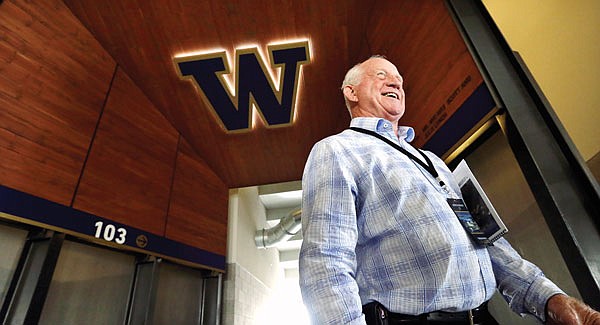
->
[94, 221, 127, 244]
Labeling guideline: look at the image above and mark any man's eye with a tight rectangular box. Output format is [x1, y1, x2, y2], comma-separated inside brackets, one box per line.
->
[376, 72, 386, 79]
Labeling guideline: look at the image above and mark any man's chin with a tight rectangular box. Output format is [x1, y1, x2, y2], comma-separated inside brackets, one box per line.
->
[385, 108, 405, 120]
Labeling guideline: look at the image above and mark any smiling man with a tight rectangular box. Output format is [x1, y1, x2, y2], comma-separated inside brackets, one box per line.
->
[298, 56, 600, 325]
[341, 56, 406, 134]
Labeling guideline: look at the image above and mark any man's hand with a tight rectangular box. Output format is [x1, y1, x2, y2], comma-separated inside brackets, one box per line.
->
[546, 294, 600, 324]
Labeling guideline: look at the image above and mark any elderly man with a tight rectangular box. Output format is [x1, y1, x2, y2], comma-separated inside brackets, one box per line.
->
[299, 55, 600, 325]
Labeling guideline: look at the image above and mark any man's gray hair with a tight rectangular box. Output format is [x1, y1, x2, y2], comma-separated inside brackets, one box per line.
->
[340, 55, 387, 113]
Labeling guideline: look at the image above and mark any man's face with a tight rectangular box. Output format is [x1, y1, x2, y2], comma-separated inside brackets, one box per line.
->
[350, 58, 406, 121]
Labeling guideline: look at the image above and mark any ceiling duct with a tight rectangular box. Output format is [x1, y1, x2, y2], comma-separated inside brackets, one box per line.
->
[255, 208, 302, 249]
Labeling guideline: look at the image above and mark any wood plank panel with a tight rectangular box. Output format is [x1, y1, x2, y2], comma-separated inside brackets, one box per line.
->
[73, 68, 179, 235]
[64, 0, 356, 187]
[166, 139, 228, 256]
[0, 0, 115, 205]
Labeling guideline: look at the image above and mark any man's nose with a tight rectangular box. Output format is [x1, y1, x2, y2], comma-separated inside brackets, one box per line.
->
[386, 79, 402, 89]
[387, 74, 403, 85]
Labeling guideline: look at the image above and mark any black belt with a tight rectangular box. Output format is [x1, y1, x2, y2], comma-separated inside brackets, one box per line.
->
[363, 301, 494, 325]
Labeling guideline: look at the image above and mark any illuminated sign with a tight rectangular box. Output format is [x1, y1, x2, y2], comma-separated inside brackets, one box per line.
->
[174, 40, 311, 132]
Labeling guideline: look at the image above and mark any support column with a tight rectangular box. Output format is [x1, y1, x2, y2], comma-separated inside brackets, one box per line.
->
[0, 230, 65, 324]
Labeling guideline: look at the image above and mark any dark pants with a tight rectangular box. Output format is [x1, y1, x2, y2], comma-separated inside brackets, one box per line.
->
[362, 301, 499, 325]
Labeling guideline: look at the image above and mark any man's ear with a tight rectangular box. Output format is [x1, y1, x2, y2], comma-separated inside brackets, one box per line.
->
[343, 85, 358, 103]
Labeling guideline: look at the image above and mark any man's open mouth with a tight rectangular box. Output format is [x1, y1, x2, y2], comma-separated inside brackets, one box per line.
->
[383, 92, 399, 99]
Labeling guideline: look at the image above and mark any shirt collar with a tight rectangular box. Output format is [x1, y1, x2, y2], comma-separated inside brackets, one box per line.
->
[350, 117, 415, 143]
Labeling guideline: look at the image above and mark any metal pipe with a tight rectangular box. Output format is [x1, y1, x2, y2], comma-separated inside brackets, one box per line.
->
[254, 208, 302, 249]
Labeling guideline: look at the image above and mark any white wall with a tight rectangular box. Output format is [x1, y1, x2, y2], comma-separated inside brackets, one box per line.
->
[223, 187, 284, 324]
[227, 187, 282, 287]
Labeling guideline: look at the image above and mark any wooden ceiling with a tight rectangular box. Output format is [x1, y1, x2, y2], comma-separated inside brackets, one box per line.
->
[62, 0, 480, 188]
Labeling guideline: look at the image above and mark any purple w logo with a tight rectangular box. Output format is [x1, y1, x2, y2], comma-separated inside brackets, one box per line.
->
[175, 41, 310, 132]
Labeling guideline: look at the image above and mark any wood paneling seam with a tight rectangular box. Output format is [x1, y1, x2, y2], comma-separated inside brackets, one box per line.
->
[70, 64, 119, 208]
[163, 135, 181, 237]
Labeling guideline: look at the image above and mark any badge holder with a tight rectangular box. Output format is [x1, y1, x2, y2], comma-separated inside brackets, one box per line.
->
[447, 198, 491, 246]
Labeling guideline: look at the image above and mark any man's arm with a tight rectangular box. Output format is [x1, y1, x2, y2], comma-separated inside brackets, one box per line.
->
[299, 140, 365, 325]
[488, 239, 600, 323]
[487, 238, 565, 321]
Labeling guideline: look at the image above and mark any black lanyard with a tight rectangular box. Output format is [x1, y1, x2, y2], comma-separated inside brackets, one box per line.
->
[349, 127, 446, 188]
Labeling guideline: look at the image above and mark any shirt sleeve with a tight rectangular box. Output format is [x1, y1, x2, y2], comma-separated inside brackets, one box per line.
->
[299, 139, 366, 325]
[488, 238, 565, 322]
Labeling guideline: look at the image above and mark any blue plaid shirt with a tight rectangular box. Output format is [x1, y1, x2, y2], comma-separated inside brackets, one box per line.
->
[299, 117, 563, 325]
